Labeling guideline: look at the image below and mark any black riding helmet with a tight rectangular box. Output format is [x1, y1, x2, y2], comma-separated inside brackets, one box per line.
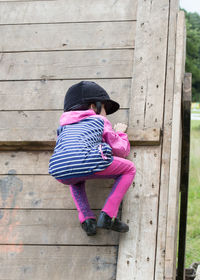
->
[63, 81, 120, 115]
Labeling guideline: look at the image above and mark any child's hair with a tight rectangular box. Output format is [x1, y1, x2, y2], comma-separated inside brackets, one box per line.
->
[65, 101, 103, 115]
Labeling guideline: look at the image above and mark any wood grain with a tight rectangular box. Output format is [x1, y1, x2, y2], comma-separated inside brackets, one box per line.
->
[0, 209, 119, 245]
[0, 109, 128, 145]
[116, 146, 161, 279]
[0, 174, 114, 209]
[0, 79, 131, 110]
[128, 127, 161, 146]
[0, 0, 137, 24]
[128, 0, 170, 130]
[0, 49, 134, 80]
[165, 11, 186, 280]
[0, 127, 161, 151]
[0, 245, 117, 280]
[0, 21, 136, 52]
[154, 1, 180, 279]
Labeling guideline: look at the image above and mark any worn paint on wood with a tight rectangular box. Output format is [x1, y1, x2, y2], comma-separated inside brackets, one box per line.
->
[0, 175, 114, 209]
[0, 209, 119, 245]
[0, 151, 51, 175]
[0, 0, 186, 278]
[0, 246, 117, 280]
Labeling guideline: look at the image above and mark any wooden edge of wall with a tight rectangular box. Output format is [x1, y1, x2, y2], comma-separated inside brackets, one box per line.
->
[128, 127, 161, 146]
[0, 128, 161, 151]
[165, 10, 186, 280]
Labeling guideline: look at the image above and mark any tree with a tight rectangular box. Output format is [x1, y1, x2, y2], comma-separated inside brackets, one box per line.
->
[181, 9, 200, 101]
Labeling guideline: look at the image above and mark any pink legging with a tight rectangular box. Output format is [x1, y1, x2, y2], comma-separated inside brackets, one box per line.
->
[57, 156, 136, 223]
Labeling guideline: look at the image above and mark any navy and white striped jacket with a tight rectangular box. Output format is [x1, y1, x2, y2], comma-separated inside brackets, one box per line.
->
[49, 115, 113, 180]
[48, 109, 130, 180]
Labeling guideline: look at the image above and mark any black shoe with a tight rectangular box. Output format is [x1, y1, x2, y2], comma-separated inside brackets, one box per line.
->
[81, 218, 97, 236]
[97, 211, 129, 233]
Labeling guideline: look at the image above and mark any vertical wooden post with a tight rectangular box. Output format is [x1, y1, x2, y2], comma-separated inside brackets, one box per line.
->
[165, 11, 186, 280]
[177, 73, 192, 280]
[154, 0, 180, 278]
[117, 0, 171, 279]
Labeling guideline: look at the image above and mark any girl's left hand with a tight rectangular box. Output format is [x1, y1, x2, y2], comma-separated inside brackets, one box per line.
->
[114, 123, 128, 133]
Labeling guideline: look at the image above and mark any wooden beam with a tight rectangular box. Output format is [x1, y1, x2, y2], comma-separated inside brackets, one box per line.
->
[165, 11, 186, 280]
[0, 127, 161, 151]
[128, 0, 170, 130]
[128, 127, 161, 146]
[154, 0, 180, 278]
[116, 146, 162, 279]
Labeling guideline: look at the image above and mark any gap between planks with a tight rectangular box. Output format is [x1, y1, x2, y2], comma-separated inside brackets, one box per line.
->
[0, 48, 135, 54]
[0, 20, 137, 26]
[0, 244, 117, 247]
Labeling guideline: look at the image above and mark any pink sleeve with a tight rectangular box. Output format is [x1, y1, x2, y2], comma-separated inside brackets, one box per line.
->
[95, 115, 130, 158]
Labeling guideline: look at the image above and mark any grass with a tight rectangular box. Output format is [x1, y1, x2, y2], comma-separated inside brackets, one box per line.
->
[185, 120, 200, 267]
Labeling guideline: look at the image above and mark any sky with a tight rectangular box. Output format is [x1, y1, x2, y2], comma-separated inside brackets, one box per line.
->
[180, 0, 200, 14]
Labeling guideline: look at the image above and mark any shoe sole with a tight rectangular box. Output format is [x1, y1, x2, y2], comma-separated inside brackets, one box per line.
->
[86, 231, 97, 236]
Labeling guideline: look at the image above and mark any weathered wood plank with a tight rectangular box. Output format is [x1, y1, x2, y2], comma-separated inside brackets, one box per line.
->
[154, 1, 180, 279]
[116, 146, 161, 280]
[117, 0, 170, 277]
[0, 0, 56, 1]
[0, 129, 161, 151]
[0, 174, 114, 209]
[0, 21, 136, 52]
[0, 151, 53, 175]
[165, 11, 186, 280]
[0, 111, 161, 148]
[0, 245, 117, 280]
[0, 209, 119, 245]
[128, 0, 170, 130]
[0, 49, 134, 80]
[0, 109, 128, 144]
[0, 0, 137, 24]
[128, 127, 161, 146]
[0, 79, 131, 110]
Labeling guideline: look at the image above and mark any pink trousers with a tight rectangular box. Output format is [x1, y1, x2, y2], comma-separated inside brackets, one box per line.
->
[57, 156, 136, 223]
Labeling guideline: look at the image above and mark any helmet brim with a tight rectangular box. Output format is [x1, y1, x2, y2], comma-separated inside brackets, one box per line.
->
[104, 99, 120, 115]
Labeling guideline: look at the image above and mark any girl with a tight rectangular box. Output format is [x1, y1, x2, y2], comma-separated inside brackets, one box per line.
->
[48, 81, 136, 236]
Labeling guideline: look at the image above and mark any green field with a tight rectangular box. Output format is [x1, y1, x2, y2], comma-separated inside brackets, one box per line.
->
[185, 119, 200, 267]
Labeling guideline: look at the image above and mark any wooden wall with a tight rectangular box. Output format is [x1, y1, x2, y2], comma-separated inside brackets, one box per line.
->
[117, 6, 186, 280]
[0, 0, 186, 279]
[0, 0, 137, 279]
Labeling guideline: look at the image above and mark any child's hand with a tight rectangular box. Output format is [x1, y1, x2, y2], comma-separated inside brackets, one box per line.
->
[114, 123, 128, 133]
